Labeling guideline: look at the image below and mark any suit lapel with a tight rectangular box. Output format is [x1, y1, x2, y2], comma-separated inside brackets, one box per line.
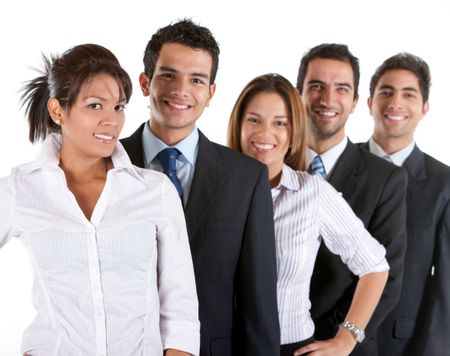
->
[184, 132, 227, 240]
[328, 141, 366, 198]
[403, 145, 426, 207]
[123, 127, 227, 239]
[120, 123, 146, 168]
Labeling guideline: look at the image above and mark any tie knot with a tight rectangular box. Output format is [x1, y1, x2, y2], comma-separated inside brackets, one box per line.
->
[157, 148, 180, 173]
[382, 154, 393, 163]
[308, 155, 326, 178]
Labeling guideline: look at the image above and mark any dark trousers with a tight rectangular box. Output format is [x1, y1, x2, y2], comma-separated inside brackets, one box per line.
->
[280, 336, 315, 356]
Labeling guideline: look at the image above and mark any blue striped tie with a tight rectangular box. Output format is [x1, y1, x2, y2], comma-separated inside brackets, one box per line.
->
[157, 148, 184, 199]
[308, 155, 326, 178]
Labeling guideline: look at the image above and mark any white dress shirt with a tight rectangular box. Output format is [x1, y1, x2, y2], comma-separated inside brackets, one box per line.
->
[368, 137, 416, 167]
[307, 136, 348, 178]
[0, 134, 200, 356]
[142, 122, 198, 206]
[272, 164, 389, 344]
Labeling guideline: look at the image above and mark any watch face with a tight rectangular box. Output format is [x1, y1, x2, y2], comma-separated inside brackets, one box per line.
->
[341, 321, 365, 343]
[355, 331, 365, 343]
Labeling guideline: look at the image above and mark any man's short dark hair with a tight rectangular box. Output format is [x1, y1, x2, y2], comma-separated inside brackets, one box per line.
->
[143, 19, 220, 84]
[296, 43, 360, 99]
[369, 52, 431, 102]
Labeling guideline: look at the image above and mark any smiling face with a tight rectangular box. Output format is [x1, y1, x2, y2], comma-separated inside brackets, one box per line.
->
[240, 92, 291, 185]
[368, 69, 428, 152]
[140, 42, 216, 145]
[302, 58, 358, 151]
[51, 73, 126, 162]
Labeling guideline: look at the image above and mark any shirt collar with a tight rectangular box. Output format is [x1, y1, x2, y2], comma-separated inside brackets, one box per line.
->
[26, 133, 134, 174]
[272, 164, 302, 192]
[142, 122, 199, 167]
[33, 133, 62, 171]
[369, 137, 415, 167]
[307, 136, 348, 177]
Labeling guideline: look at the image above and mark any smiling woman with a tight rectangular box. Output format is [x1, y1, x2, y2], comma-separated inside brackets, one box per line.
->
[0, 44, 200, 356]
[228, 74, 389, 356]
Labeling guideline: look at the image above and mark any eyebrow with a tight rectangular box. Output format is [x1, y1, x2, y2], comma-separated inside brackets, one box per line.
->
[308, 79, 352, 89]
[377, 84, 419, 93]
[83, 95, 127, 103]
[377, 84, 394, 91]
[83, 95, 107, 101]
[308, 80, 325, 86]
[246, 111, 289, 119]
[159, 65, 210, 80]
[335, 82, 352, 89]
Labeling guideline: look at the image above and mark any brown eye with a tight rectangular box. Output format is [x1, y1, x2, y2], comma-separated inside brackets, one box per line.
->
[88, 103, 102, 110]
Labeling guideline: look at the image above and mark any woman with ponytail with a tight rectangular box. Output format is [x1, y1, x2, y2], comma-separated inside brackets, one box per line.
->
[0, 44, 199, 356]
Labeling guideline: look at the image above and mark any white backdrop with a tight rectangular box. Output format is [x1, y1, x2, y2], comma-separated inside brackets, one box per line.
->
[1, 0, 449, 353]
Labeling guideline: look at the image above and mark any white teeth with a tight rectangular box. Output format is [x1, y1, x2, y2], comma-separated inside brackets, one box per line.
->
[94, 134, 114, 140]
[253, 143, 275, 150]
[169, 102, 189, 109]
[386, 115, 404, 121]
[318, 111, 336, 117]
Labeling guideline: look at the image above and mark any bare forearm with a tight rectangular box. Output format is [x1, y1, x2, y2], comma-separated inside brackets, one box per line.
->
[294, 270, 388, 356]
[344, 270, 388, 328]
[164, 349, 192, 356]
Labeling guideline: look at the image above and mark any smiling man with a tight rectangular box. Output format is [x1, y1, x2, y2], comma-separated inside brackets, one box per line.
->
[295, 44, 408, 356]
[364, 53, 450, 356]
[121, 19, 280, 356]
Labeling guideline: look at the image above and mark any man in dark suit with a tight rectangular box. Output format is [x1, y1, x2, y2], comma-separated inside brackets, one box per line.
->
[364, 52, 450, 356]
[121, 20, 280, 356]
[295, 44, 408, 355]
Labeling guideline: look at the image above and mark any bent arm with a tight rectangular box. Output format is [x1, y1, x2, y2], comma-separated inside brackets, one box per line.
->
[295, 271, 388, 356]
[301, 179, 391, 355]
[336, 271, 388, 350]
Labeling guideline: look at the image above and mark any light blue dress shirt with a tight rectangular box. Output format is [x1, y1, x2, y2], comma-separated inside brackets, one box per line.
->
[142, 122, 199, 206]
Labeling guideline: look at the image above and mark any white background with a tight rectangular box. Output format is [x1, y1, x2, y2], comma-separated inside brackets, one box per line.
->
[1, 0, 449, 353]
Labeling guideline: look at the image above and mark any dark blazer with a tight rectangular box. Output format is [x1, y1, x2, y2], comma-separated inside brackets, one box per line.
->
[121, 123, 280, 356]
[309, 140, 408, 356]
[361, 144, 450, 356]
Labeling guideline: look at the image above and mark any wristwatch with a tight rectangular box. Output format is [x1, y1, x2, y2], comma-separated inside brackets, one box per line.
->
[340, 320, 365, 343]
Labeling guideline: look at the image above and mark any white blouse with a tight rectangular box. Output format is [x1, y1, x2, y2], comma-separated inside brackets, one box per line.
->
[0, 134, 199, 356]
[272, 164, 389, 344]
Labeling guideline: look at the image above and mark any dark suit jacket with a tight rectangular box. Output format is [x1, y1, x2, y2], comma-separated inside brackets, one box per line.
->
[309, 140, 408, 356]
[361, 144, 450, 356]
[121, 123, 280, 356]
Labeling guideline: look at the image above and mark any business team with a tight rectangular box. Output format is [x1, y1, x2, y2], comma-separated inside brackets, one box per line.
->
[1, 18, 448, 356]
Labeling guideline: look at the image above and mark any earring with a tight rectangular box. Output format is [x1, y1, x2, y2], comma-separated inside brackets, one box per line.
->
[55, 119, 62, 125]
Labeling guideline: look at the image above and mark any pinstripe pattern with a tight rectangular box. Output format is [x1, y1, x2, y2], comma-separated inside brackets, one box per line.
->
[0, 134, 200, 356]
[273, 164, 389, 344]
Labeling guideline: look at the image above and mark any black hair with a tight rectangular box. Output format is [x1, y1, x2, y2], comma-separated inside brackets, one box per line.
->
[296, 43, 360, 99]
[20, 43, 132, 143]
[369, 52, 431, 102]
[143, 18, 220, 84]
